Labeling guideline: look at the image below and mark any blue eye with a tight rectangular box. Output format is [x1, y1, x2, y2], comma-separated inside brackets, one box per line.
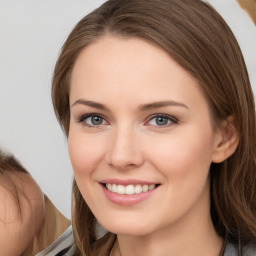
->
[80, 114, 107, 126]
[148, 115, 177, 127]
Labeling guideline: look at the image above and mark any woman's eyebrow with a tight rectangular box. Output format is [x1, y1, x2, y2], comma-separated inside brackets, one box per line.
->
[71, 99, 110, 111]
[71, 99, 188, 112]
[138, 101, 189, 111]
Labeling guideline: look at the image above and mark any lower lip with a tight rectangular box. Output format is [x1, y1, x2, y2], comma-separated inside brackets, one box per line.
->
[101, 184, 159, 206]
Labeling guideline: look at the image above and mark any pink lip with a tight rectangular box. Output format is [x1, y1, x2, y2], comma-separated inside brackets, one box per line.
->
[100, 183, 160, 206]
[100, 178, 157, 186]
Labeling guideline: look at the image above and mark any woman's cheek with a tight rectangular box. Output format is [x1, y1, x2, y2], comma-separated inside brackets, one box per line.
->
[68, 132, 105, 175]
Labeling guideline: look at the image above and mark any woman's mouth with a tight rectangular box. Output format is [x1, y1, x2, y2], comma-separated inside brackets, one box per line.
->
[100, 181, 160, 206]
[105, 183, 156, 195]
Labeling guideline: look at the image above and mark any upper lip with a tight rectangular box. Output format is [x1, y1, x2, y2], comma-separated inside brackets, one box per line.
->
[100, 179, 159, 186]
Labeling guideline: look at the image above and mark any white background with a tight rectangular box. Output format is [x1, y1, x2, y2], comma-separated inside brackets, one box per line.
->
[0, 0, 255, 218]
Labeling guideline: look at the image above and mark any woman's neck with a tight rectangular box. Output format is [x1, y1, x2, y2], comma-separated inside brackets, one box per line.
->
[112, 211, 223, 256]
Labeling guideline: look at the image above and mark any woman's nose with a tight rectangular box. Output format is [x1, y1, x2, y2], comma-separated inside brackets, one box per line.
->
[105, 126, 144, 170]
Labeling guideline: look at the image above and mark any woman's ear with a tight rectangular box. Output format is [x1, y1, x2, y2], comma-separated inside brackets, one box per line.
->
[211, 116, 239, 163]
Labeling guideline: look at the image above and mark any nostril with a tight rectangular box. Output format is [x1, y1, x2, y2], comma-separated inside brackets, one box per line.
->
[105, 134, 144, 168]
[106, 152, 144, 170]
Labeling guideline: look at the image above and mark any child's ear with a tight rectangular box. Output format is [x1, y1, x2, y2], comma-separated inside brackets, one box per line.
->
[211, 116, 239, 163]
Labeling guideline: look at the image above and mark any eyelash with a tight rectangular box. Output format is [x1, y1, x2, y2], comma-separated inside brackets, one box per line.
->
[146, 114, 178, 127]
[78, 113, 178, 128]
[78, 113, 108, 127]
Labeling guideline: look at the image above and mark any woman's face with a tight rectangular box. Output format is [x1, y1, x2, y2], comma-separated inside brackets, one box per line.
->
[68, 36, 222, 236]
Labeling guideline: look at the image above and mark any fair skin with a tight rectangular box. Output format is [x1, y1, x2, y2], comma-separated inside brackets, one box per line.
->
[0, 172, 45, 256]
[68, 36, 238, 256]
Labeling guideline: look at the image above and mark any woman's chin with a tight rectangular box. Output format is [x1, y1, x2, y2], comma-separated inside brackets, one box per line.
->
[100, 221, 154, 237]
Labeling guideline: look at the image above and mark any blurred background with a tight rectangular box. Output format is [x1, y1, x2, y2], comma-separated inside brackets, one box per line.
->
[237, 0, 256, 24]
[0, 0, 255, 218]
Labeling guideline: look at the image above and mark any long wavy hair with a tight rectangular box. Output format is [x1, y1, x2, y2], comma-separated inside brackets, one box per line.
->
[51, 0, 256, 255]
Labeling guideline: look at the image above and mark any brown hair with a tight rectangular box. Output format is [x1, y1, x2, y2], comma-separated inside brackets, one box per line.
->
[52, 0, 256, 255]
[0, 151, 28, 218]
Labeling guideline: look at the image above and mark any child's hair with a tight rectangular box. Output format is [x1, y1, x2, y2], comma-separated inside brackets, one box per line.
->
[0, 150, 28, 218]
[51, 0, 256, 254]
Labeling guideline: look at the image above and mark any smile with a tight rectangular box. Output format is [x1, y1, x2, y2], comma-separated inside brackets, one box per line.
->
[101, 181, 160, 206]
[105, 184, 156, 195]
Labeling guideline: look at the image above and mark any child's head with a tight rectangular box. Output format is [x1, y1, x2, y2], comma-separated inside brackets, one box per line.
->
[0, 151, 45, 255]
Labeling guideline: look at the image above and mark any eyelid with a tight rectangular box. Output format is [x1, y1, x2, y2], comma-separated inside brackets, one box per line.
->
[78, 113, 109, 126]
[77, 112, 178, 128]
[145, 113, 178, 126]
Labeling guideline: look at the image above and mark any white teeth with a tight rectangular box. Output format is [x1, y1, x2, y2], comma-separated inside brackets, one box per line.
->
[126, 185, 135, 195]
[142, 185, 149, 192]
[112, 184, 117, 193]
[149, 184, 155, 190]
[135, 184, 142, 194]
[106, 183, 156, 195]
[117, 185, 125, 194]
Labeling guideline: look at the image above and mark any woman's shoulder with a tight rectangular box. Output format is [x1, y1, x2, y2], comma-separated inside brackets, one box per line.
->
[224, 241, 256, 256]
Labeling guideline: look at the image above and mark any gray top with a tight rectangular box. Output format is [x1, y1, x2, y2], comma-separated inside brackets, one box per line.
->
[224, 242, 256, 256]
[35, 226, 75, 256]
[36, 227, 256, 256]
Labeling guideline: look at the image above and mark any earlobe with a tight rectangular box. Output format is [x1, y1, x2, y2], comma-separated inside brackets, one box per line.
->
[211, 116, 239, 163]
